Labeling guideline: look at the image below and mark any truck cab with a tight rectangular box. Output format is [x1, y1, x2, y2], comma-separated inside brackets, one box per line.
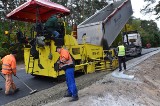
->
[123, 30, 142, 56]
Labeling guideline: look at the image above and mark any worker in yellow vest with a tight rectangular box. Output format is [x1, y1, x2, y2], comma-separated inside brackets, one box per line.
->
[117, 42, 126, 72]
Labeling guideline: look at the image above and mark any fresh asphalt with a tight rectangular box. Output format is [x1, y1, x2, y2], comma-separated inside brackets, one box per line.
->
[0, 48, 159, 105]
[0, 71, 59, 105]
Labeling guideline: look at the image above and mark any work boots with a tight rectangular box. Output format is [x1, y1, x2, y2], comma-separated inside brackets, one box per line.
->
[5, 88, 19, 96]
[69, 95, 79, 102]
[13, 88, 20, 93]
[64, 91, 79, 102]
[64, 93, 72, 97]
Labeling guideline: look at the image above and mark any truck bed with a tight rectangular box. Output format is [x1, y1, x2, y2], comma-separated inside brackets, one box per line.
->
[77, 0, 133, 49]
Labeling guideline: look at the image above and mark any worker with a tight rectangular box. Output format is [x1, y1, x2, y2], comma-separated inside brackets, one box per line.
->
[1, 50, 19, 95]
[117, 42, 126, 72]
[45, 14, 62, 38]
[56, 46, 79, 102]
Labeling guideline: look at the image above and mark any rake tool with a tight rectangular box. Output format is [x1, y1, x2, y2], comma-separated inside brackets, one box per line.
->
[0, 72, 5, 80]
[14, 75, 38, 94]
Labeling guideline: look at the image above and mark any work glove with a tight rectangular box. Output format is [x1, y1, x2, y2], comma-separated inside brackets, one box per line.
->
[54, 62, 60, 71]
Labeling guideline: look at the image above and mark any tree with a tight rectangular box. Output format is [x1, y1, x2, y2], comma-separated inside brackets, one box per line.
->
[140, 19, 160, 47]
[154, 1, 160, 19]
[51, 0, 108, 25]
[142, 0, 160, 19]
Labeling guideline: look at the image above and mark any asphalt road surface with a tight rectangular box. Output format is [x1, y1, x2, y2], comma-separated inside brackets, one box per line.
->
[0, 71, 60, 105]
[0, 47, 159, 105]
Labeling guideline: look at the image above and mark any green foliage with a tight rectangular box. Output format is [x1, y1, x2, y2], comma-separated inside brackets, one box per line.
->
[0, 47, 9, 57]
[0, 0, 160, 61]
[154, 1, 160, 19]
[140, 20, 160, 47]
[0, 20, 27, 61]
[112, 34, 122, 48]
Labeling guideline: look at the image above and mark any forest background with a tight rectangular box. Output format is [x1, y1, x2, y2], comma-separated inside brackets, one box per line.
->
[0, 0, 160, 61]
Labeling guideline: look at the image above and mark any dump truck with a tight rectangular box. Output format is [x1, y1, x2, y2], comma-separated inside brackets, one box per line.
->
[77, 0, 133, 50]
[6, 0, 133, 78]
[123, 30, 142, 56]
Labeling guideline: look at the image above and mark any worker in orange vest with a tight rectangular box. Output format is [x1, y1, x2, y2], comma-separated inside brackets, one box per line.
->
[1, 50, 19, 95]
[56, 46, 79, 102]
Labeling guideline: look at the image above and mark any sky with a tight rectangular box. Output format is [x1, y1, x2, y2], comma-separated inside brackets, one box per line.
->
[131, 0, 160, 29]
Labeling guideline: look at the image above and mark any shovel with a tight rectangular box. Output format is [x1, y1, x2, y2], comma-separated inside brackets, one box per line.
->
[0, 72, 5, 80]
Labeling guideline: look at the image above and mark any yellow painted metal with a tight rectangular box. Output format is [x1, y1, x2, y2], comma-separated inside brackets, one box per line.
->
[24, 41, 65, 78]
[4, 31, 9, 35]
[64, 34, 78, 46]
[112, 59, 118, 69]
[24, 40, 118, 78]
[23, 22, 118, 78]
[84, 44, 103, 60]
[86, 62, 95, 74]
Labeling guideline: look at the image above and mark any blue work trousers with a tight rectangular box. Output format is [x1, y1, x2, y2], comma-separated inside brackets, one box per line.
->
[65, 68, 78, 97]
[52, 30, 60, 38]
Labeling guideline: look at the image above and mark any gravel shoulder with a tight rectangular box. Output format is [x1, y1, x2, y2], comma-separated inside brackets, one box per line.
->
[4, 49, 160, 106]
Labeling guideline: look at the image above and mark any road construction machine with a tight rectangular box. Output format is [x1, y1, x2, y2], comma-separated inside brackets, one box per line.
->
[6, 0, 133, 78]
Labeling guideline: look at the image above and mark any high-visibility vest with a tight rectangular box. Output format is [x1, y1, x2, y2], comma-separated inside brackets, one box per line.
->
[1, 54, 16, 75]
[59, 48, 73, 68]
[118, 45, 125, 56]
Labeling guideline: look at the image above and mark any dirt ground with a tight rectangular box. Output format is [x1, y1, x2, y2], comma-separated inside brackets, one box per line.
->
[43, 51, 160, 106]
[4, 50, 160, 106]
